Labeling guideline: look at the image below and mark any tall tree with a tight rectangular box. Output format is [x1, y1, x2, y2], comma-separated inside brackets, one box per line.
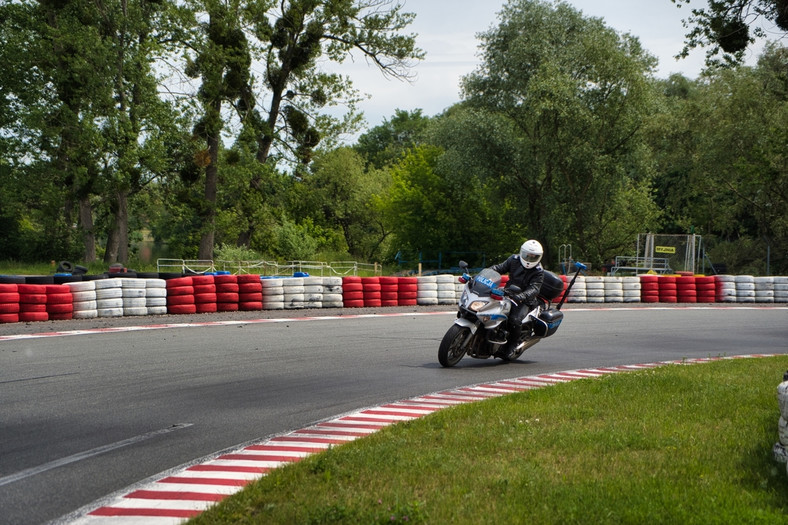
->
[671, 0, 788, 66]
[233, 0, 423, 247]
[459, 0, 662, 266]
[185, 0, 255, 259]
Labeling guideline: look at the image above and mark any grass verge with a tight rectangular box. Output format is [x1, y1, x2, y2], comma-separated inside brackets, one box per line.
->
[192, 356, 788, 524]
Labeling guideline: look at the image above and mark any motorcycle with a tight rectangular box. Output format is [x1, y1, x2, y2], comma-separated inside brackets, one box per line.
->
[438, 260, 587, 367]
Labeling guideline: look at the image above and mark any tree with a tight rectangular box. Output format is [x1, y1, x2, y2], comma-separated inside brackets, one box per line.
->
[354, 108, 431, 169]
[295, 147, 391, 259]
[459, 0, 662, 266]
[671, 0, 788, 66]
[233, 0, 423, 247]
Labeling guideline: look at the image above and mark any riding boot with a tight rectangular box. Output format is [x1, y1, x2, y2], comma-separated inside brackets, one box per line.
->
[500, 322, 522, 359]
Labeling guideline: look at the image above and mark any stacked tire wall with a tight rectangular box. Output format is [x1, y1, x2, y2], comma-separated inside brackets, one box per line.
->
[1, 272, 787, 324]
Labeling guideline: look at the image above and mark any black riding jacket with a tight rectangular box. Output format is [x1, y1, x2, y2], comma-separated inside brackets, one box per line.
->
[490, 255, 545, 307]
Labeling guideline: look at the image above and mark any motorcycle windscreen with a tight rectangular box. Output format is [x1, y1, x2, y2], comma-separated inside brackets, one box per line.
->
[471, 268, 502, 296]
[532, 308, 564, 337]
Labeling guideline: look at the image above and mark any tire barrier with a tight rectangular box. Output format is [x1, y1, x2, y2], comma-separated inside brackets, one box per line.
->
[361, 276, 381, 307]
[566, 275, 586, 303]
[0, 283, 20, 324]
[341, 276, 363, 308]
[261, 277, 285, 310]
[416, 275, 438, 306]
[774, 376, 788, 469]
[776, 277, 788, 303]
[585, 276, 605, 303]
[398, 277, 418, 306]
[379, 276, 399, 307]
[604, 276, 624, 303]
[715, 274, 737, 303]
[3, 272, 788, 324]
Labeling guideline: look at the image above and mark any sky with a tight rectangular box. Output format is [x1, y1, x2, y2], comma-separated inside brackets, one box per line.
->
[331, 0, 774, 138]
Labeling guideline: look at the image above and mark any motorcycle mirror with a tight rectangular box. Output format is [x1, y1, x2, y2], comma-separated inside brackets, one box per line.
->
[459, 261, 469, 270]
[575, 262, 587, 271]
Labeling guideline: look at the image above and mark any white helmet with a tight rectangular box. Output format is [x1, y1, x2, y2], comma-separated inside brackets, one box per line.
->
[519, 240, 543, 269]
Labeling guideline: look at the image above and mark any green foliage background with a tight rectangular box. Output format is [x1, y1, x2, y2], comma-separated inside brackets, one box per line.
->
[1, 0, 786, 274]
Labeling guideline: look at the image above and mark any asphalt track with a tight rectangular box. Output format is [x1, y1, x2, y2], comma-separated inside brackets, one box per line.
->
[1, 304, 787, 524]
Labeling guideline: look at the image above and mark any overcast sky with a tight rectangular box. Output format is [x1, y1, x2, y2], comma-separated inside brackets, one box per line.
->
[330, 0, 773, 139]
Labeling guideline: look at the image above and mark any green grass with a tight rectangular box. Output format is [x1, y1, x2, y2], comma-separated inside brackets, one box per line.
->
[190, 356, 788, 525]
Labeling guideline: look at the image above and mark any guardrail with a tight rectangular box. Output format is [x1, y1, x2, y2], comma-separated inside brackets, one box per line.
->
[157, 259, 381, 277]
[610, 256, 672, 276]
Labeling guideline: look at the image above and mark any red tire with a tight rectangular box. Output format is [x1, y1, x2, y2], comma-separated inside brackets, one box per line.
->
[46, 293, 73, 304]
[237, 274, 261, 283]
[19, 311, 49, 322]
[196, 302, 218, 313]
[18, 284, 47, 294]
[0, 292, 20, 303]
[343, 299, 365, 308]
[0, 284, 18, 293]
[239, 292, 262, 302]
[20, 303, 47, 312]
[239, 282, 263, 293]
[168, 303, 197, 314]
[46, 303, 74, 314]
[343, 291, 364, 301]
[49, 312, 73, 320]
[216, 283, 240, 293]
[239, 301, 263, 311]
[165, 276, 193, 287]
[217, 302, 240, 312]
[216, 292, 239, 303]
[0, 302, 20, 314]
[167, 285, 195, 296]
[193, 284, 217, 294]
[342, 282, 363, 292]
[0, 313, 20, 323]
[167, 294, 195, 306]
[194, 292, 218, 304]
[191, 275, 215, 285]
[215, 274, 237, 284]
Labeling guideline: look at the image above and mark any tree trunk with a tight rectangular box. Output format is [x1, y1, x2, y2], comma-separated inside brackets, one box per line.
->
[79, 196, 97, 263]
[198, 115, 220, 260]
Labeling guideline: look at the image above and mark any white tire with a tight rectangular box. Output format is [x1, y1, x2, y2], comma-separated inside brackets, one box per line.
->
[265, 301, 285, 310]
[303, 285, 324, 294]
[120, 278, 146, 288]
[122, 288, 146, 298]
[145, 287, 167, 298]
[73, 309, 98, 319]
[122, 297, 146, 308]
[146, 279, 166, 289]
[71, 290, 97, 302]
[282, 278, 304, 286]
[123, 307, 148, 316]
[96, 288, 122, 300]
[96, 298, 123, 309]
[73, 300, 98, 311]
[146, 297, 167, 307]
[97, 307, 124, 317]
[65, 281, 96, 292]
[95, 278, 122, 289]
[147, 306, 168, 315]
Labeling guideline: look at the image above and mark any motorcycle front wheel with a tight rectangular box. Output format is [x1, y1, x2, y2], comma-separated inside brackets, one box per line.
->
[438, 324, 469, 367]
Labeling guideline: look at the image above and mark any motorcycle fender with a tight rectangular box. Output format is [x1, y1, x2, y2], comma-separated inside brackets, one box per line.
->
[454, 318, 479, 334]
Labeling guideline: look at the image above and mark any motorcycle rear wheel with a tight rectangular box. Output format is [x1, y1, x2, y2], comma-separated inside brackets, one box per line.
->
[438, 324, 468, 367]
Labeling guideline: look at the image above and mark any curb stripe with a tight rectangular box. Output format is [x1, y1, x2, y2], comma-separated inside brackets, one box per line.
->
[60, 353, 778, 524]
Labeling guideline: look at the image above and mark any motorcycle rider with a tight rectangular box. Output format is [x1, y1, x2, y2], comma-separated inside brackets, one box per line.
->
[489, 239, 545, 359]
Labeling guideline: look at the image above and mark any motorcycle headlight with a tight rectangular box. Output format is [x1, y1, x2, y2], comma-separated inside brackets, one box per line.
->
[469, 300, 487, 312]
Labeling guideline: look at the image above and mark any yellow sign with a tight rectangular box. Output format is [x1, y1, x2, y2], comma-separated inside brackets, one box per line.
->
[655, 246, 676, 254]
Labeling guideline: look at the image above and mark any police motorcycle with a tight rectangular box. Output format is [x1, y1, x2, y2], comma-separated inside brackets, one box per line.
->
[438, 261, 587, 367]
